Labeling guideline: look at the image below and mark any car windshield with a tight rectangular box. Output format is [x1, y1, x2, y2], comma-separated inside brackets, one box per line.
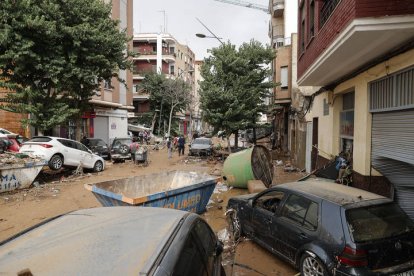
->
[346, 203, 414, 242]
[89, 139, 106, 147]
[194, 139, 210, 145]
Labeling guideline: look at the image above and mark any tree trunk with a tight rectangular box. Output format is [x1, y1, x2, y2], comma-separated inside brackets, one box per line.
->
[226, 136, 232, 153]
[234, 130, 239, 149]
[253, 127, 257, 145]
[168, 103, 177, 137]
[75, 117, 82, 141]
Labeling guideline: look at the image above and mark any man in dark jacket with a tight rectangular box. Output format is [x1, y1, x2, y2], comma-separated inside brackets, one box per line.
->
[178, 135, 185, 156]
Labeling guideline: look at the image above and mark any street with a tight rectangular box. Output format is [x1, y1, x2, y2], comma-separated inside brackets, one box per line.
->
[0, 145, 303, 275]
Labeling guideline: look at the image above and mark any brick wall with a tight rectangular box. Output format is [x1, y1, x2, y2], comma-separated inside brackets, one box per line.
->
[0, 89, 27, 136]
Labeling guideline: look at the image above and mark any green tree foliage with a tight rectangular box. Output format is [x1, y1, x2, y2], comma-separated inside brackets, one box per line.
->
[139, 73, 191, 136]
[0, 0, 133, 132]
[199, 40, 275, 144]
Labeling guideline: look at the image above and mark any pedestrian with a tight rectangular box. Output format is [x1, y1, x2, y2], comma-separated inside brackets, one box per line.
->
[167, 137, 172, 159]
[178, 135, 185, 156]
[130, 137, 140, 164]
[81, 135, 88, 146]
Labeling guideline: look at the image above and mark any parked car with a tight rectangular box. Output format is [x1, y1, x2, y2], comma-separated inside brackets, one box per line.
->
[189, 137, 214, 156]
[0, 127, 14, 135]
[19, 136, 105, 172]
[226, 180, 414, 275]
[0, 207, 225, 275]
[110, 137, 133, 162]
[0, 133, 22, 153]
[82, 138, 111, 160]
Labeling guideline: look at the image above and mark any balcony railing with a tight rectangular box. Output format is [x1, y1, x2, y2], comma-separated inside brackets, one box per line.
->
[320, 0, 341, 27]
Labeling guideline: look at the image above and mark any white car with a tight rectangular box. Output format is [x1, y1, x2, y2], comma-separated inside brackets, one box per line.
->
[19, 136, 105, 172]
[0, 128, 14, 135]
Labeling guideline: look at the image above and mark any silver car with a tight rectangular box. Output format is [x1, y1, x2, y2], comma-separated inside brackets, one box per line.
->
[189, 138, 213, 156]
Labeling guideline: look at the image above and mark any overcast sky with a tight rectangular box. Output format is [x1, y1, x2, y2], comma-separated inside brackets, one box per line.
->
[134, 0, 298, 60]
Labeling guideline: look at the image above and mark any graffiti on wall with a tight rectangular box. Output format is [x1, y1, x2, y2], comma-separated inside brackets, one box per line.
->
[1, 174, 21, 192]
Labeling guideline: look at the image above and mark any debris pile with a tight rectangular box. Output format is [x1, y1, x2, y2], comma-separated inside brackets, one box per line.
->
[0, 152, 44, 168]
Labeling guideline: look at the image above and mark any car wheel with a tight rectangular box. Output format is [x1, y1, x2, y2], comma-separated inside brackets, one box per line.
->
[49, 154, 63, 170]
[227, 209, 243, 241]
[119, 144, 129, 154]
[93, 160, 104, 172]
[300, 253, 328, 276]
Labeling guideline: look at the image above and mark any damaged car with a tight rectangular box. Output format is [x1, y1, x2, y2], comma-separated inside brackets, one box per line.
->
[189, 137, 213, 156]
[226, 180, 414, 275]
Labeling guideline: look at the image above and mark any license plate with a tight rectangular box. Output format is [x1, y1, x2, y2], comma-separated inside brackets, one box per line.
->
[393, 269, 414, 276]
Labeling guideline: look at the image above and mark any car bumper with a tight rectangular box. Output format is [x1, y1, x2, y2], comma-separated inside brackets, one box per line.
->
[189, 149, 212, 156]
[111, 153, 131, 160]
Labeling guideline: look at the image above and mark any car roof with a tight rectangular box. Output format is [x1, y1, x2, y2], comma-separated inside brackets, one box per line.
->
[277, 179, 387, 206]
[0, 207, 189, 275]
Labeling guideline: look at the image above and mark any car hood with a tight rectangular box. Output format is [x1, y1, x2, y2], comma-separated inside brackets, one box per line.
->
[190, 144, 211, 150]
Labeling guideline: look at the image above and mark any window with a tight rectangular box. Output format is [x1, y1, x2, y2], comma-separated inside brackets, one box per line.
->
[340, 92, 354, 153]
[254, 191, 285, 213]
[281, 66, 288, 89]
[309, 0, 315, 38]
[281, 194, 318, 230]
[170, 46, 175, 54]
[170, 65, 175, 75]
[300, 2, 306, 52]
[173, 234, 207, 276]
[323, 98, 329, 116]
[104, 80, 112, 90]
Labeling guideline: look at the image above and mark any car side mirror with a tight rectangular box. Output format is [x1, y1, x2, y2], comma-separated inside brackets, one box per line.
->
[215, 240, 224, 256]
[88, 149, 93, 154]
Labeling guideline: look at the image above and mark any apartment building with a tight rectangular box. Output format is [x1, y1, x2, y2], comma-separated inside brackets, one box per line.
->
[268, 0, 318, 170]
[297, 0, 414, 218]
[132, 33, 196, 135]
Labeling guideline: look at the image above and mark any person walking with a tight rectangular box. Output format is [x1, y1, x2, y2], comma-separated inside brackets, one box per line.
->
[167, 137, 172, 159]
[178, 135, 185, 156]
[130, 137, 140, 164]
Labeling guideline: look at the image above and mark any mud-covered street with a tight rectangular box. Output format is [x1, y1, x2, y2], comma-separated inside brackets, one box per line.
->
[0, 146, 304, 275]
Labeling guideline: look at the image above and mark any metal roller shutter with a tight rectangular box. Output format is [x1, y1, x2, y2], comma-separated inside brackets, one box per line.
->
[372, 109, 414, 219]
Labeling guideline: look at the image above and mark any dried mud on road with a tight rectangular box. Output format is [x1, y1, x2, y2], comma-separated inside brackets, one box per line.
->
[0, 146, 305, 275]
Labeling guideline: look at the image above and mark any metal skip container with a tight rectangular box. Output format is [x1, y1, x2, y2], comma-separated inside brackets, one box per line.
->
[84, 171, 218, 214]
[222, 145, 274, 188]
[0, 161, 46, 193]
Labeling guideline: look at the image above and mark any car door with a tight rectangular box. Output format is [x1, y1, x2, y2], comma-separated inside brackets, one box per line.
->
[250, 190, 285, 250]
[273, 193, 320, 263]
[57, 139, 77, 166]
[75, 141, 95, 168]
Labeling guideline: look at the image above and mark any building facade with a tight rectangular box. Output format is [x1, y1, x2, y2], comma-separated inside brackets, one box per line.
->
[297, 0, 414, 218]
[132, 33, 196, 136]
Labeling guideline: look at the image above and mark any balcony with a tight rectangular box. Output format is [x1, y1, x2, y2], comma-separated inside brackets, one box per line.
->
[298, 10, 414, 86]
[271, 0, 284, 18]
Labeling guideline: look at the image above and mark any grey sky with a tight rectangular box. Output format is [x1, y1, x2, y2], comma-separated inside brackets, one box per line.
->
[134, 0, 298, 60]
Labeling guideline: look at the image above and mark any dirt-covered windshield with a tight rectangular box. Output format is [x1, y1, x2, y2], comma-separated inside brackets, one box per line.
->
[346, 203, 414, 242]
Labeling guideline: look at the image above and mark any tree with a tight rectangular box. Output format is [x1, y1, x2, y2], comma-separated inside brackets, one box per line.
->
[139, 73, 191, 137]
[0, 0, 133, 134]
[199, 40, 275, 151]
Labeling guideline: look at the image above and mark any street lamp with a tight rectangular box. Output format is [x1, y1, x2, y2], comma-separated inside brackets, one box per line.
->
[195, 17, 224, 45]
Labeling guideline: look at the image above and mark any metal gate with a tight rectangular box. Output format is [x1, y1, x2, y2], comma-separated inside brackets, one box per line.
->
[371, 109, 414, 219]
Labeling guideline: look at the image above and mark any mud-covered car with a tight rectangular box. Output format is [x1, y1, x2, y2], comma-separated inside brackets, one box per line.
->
[83, 138, 111, 160]
[110, 137, 132, 162]
[189, 137, 213, 156]
[0, 207, 225, 275]
[226, 180, 414, 276]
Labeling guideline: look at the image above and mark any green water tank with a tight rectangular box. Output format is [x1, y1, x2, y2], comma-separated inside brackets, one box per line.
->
[222, 145, 273, 188]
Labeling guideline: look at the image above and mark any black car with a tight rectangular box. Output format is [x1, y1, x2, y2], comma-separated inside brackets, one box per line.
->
[110, 137, 132, 162]
[226, 180, 414, 275]
[82, 138, 111, 160]
[0, 207, 225, 275]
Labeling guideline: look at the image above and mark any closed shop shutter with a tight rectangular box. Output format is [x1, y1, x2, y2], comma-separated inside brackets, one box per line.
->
[372, 109, 414, 219]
